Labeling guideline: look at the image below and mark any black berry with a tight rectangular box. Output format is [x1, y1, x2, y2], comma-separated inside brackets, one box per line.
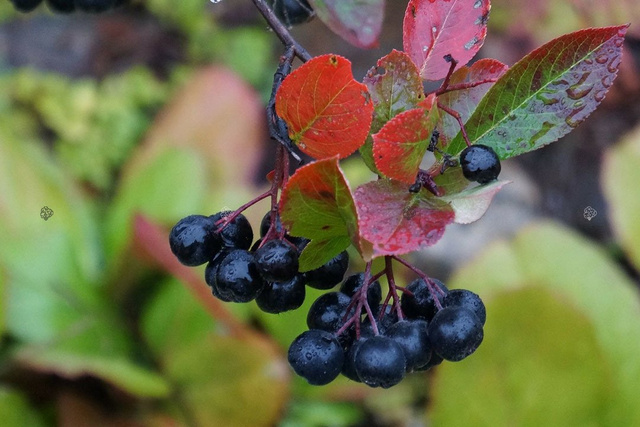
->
[215, 249, 265, 303]
[46, 0, 75, 13]
[354, 336, 406, 388]
[288, 329, 344, 385]
[10, 0, 43, 12]
[211, 211, 253, 250]
[340, 273, 381, 310]
[460, 144, 501, 184]
[268, 0, 314, 26]
[306, 291, 351, 333]
[385, 320, 432, 372]
[256, 275, 306, 314]
[305, 251, 350, 290]
[428, 306, 484, 361]
[204, 251, 231, 302]
[75, 0, 114, 12]
[444, 289, 486, 325]
[260, 211, 283, 237]
[169, 215, 220, 266]
[400, 278, 448, 321]
[254, 239, 299, 283]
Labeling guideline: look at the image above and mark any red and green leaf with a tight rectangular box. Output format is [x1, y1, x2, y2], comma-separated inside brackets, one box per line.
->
[275, 54, 374, 160]
[403, 0, 491, 81]
[441, 180, 509, 224]
[437, 59, 508, 146]
[354, 180, 455, 258]
[372, 101, 439, 183]
[309, 0, 384, 49]
[279, 157, 362, 270]
[445, 25, 629, 158]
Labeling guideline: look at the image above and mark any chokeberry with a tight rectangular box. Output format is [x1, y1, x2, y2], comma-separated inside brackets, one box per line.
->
[400, 278, 448, 321]
[260, 211, 283, 238]
[288, 329, 344, 385]
[205, 251, 231, 302]
[416, 352, 444, 371]
[75, 0, 114, 12]
[210, 211, 253, 250]
[215, 249, 265, 303]
[305, 251, 350, 290]
[169, 215, 220, 266]
[354, 336, 406, 388]
[428, 306, 484, 361]
[267, 0, 314, 26]
[254, 239, 299, 283]
[444, 289, 486, 325]
[341, 339, 364, 382]
[385, 320, 432, 372]
[306, 291, 351, 333]
[10, 0, 43, 12]
[460, 144, 501, 184]
[46, 0, 75, 13]
[340, 273, 381, 310]
[256, 274, 306, 314]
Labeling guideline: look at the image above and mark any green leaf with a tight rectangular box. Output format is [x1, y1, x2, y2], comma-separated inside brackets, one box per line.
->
[433, 222, 640, 426]
[602, 124, 640, 271]
[309, 0, 384, 49]
[280, 157, 361, 270]
[440, 180, 510, 224]
[141, 279, 290, 427]
[0, 387, 46, 427]
[446, 25, 628, 158]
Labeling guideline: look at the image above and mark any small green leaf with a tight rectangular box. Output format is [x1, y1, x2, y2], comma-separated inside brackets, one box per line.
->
[602, 124, 640, 271]
[441, 180, 510, 224]
[446, 25, 628, 158]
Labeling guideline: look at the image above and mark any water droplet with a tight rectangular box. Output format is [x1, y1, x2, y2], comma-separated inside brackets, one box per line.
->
[464, 37, 479, 50]
[584, 58, 593, 65]
[574, 100, 585, 108]
[422, 45, 429, 52]
[594, 90, 606, 102]
[601, 76, 613, 88]
[614, 38, 624, 47]
[595, 54, 608, 64]
[607, 48, 615, 54]
[432, 26, 437, 33]
[210, 0, 222, 3]
[473, 0, 482, 8]
[305, 352, 313, 360]
[608, 57, 621, 73]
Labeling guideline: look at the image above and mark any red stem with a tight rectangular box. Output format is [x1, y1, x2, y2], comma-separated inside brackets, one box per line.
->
[437, 101, 472, 148]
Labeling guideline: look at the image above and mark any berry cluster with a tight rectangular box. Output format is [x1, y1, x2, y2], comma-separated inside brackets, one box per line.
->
[169, 211, 349, 314]
[288, 275, 486, 387]
[9, 0, 126, 13]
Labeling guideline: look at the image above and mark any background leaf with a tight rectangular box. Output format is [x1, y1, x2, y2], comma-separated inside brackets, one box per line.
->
[0, 388, 46, 427]
[437, 59, 508, 146]
[276, 54, 374, 160]
[403, 0, 491, 81]
[361, 49, 425, 174]
[309, 0, 384, 49]
[280, 158, 361, 270]
[441, 180, 509, 224]
[354, 180, 455, 258]
[372, 105, 439, 183]
[602, 124, 640, 270]
[431, 222, 640, 426]
[446, 25, 628, 158]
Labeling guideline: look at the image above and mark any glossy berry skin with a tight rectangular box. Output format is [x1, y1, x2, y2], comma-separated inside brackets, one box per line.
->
[10, 0, 43, 12]
[205, 251, 231, 302]
[340, 273, 381, 310]
[210, 211, 253, 250]
[401, 278, 448, 321]
[460, 144, 501, 184]
[254, 239, 299, 283]
[305, 251, 350, 290]
[307, 291, 351, 333]
[354, 336, 406, 388]
[341, 339, 364, 382]
[75, 0, 114, 12]
[444, 289, 486, 325]
[385, 320, 432, 372]
[268, 0, 314, 26]
[429, 306, 484, 361]
[46, 0, 75, 12]
[256, 275, 306, 314]
[169, 215, 220, 266]
[288, 329, 344, 385]
[416, 352, 444, 371]
[215, 249, 265, 303]
[260, 211, 283, 237]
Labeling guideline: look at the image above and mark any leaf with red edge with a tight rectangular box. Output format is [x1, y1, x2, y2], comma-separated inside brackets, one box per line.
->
[275, 54, 374, 160]
[279, 157, 363, 270]
[360, 50, 426, 172]
[372, 102, 439, 183]
[354, 180, 455, 257]
[437, 59, 508, 148]
[446, 25, 629, 158]
[403, 0, 491, 81]
[441, 180, 509, 224]
[309, 0, 384, 49]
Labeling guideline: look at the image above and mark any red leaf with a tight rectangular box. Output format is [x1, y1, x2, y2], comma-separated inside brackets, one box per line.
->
[279, 157, 362, 270]
[372, 100, 439, 183]
[437, 58, 508, 146]
[309, 0, 384, 49]
[275, 54, 374, 160]
[355, 180, 455, 257]
[403, 0, 491, 81]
